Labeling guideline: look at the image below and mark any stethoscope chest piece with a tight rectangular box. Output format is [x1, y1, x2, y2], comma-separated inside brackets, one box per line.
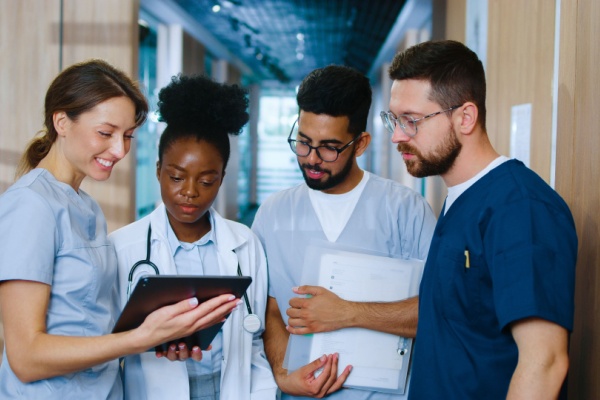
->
[243, 313, 262, 333]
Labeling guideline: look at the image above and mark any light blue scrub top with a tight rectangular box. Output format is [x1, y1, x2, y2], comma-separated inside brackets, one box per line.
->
[165, 211, 223, 378]
[0, 169, 121, 400]
[252, 173, 437, 400]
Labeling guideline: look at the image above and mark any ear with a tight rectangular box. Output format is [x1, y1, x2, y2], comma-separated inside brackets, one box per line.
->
[156, 161, 161, 181]
[53, 111, 69, 137]
[456, 102, 478, 135]
[354, 132, 371, 157]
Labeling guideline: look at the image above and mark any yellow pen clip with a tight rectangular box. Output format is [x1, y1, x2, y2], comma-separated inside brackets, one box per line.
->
[464, 250, 471, 269]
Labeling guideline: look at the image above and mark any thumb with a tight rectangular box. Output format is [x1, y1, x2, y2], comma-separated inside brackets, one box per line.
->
[293, 285, 323, 296]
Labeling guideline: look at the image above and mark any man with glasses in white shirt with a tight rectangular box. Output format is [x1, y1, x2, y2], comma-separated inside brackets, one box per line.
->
[252, 65, 436, 400]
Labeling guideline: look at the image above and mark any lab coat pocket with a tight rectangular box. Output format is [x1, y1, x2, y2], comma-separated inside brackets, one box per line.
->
[437, 246, 484, 324]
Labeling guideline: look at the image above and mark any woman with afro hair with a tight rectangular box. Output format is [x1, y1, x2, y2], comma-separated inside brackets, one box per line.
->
[110, 75, 277, 400]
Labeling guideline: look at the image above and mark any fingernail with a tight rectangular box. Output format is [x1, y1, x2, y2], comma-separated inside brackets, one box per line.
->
[192, 346, 200, 352]
[236, 300, 243, 306]
[189, 297, 199, 306]
[228, 295, 236, 301]
[170, 344, 176, 350]
[320, 355, 327, 362]
[179, 344, 185, 350]
[292, 286, 299, 291]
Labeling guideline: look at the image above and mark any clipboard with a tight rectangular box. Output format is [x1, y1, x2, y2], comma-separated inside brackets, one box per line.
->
[112, 275, 252, 351]
[283, 242, 424, 394]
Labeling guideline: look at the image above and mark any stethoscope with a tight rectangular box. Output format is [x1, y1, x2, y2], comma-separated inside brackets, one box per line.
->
[127, 224, 262, 334]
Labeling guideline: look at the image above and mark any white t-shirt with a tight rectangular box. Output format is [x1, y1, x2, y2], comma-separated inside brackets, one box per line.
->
[308, 171, 370, 242]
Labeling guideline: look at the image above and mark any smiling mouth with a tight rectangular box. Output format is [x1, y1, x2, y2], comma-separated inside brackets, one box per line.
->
[96, 158, 114, 167]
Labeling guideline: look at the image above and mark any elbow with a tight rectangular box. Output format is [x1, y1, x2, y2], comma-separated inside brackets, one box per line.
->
[6, 353, 46, 383]
[11, 363, 41, 384]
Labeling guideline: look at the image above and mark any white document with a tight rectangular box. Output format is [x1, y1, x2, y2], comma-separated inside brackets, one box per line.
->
[284, 244, 424, 394]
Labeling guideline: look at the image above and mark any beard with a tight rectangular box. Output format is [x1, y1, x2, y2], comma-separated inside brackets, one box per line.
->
[398, 127, 462, 178]
[299, 150, 355, 191]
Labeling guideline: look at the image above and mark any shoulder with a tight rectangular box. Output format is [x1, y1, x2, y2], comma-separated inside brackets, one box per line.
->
[261, 183, 306, 206]
[490, 160, 570, 211]
[0, 171, 61, 222]
[109, 214, 151, 251]
[254, 183, 307, 219]
[214, 210, 257, 242]
[367, 173, 432, 207]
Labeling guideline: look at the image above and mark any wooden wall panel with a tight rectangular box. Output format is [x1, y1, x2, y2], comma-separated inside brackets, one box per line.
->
[556, 0, 600, 398]
[61, 0, 140, 232]
[486, 0, 555, 183]
[0, 0, 61, 192]
[444, 0, 466, 42]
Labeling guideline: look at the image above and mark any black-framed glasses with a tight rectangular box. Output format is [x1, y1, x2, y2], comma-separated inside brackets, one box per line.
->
[380, 105, 462, 137]
[287, 119, 360, 162]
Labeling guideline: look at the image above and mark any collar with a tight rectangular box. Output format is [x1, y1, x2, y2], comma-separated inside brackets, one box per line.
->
[165, 210, 216, 257]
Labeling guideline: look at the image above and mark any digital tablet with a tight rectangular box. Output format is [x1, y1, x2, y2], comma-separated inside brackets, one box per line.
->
[112, 275, 252, 351]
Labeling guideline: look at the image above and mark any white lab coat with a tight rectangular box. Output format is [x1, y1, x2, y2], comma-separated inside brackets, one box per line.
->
[109, 204, 277, 400]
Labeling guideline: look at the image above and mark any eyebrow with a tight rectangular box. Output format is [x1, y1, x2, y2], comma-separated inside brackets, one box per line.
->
[100, 122, 137, 131]
[165, 164, 220, 175]
[297, 131, 344, 145]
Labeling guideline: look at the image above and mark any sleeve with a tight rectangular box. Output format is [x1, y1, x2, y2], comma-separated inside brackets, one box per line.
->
[487, 197, 577, 331]
[247, 231, 278, 398]
[398, 190, 437, 261]
[0, 188, 58, 284]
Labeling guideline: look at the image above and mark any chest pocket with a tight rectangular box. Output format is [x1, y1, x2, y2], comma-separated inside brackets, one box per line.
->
[435, 245, 486, 324]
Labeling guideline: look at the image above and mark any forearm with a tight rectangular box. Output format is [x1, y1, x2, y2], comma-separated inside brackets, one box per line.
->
[6, 330, 145, 382]
[349, 296, 418, 337]
[263, 296, 290, 382]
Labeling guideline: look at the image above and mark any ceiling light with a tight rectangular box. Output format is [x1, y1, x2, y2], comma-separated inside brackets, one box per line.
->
[212, 4, 221, 12]
[296, 53, 304, 60]
[296, 33, 304, 41]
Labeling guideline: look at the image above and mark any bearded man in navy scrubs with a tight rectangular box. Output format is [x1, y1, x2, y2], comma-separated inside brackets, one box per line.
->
[381, 40, 577, 399]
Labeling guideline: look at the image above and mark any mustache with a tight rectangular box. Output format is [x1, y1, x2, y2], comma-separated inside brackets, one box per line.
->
[397, 143, 419, 156]
[301, 163, 328, 173]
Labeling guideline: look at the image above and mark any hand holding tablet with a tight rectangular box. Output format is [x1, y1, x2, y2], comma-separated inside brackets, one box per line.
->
[113, 275, 252, 351]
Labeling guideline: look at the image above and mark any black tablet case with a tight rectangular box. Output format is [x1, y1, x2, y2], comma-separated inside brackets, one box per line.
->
[112, 275, 252, 351]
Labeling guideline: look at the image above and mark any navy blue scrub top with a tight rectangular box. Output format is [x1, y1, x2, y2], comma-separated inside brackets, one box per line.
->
[409, 160, 577, 400]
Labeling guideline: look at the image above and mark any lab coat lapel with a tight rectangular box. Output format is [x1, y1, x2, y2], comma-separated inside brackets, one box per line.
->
[212, 209, 251, 399]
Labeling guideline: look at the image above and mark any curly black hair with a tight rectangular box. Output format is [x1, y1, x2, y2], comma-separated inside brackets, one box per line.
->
[157, 74, 249, 170]
[297, 65, 371, 136]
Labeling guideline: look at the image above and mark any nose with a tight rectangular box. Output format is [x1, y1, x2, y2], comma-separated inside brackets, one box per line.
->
[181, 179, 198, 198]
[109, 136, 128, 160]
[391, 124, 411, 144]
[305, 146, 323, 165]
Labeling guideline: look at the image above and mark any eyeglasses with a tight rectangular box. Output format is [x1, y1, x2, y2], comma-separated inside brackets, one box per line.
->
[380, 105, 462, 137]
[287, 119, 360, 162]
